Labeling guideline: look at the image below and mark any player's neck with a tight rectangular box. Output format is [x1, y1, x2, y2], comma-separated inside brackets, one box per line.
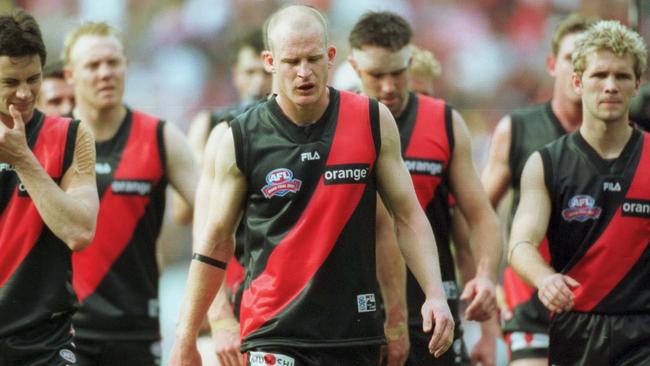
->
[74, 103, 127, 142]
[551, 97, 581, 133]
[276, 88, 330, 127]
[580, 116, 633, 160]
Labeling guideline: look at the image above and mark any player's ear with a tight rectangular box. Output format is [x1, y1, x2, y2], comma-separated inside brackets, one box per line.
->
[327, 46, 336, 68]
[572, 72, 582, 95]
[262, 50, 275, 73]
[546, 54, 557, 78]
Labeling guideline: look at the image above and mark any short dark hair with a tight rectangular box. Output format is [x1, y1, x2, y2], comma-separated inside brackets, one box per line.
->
[349, 11, 412, 51]
[234, 28, 265, 55]
[43, 61, 65, 79]
[0, 9, 46, 65]
[230, 28, 265, 65]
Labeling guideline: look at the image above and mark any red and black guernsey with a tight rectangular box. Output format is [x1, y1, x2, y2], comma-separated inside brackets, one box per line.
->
[231, 88, 384, 351]
[503, 102, 564, 335]
[72, 108, 167, 341]
[540, 129, 650, 313]
[394, 93, 459, 326]
[0, 110, 79, 337]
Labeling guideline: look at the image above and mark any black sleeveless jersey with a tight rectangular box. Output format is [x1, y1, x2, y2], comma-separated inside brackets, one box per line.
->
[232, 88, 384, 351]
[502, 102, 564, 333]
[541, 129, 650, 313]
[0, 110, 78, 337]
[209, 98, 268, 131]
[395, 93, 458, 326]
[509, 102, 566, 214]
[72, 108, 168, 340]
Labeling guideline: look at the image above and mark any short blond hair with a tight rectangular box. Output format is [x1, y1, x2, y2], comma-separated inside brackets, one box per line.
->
[572, 20, 648, 80]
[63, 21, 122, 65]
[409, 45, 441, 80]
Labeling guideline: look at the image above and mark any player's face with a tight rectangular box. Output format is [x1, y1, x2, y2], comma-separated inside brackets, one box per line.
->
[233, 47, 272, 102]
[575, 49, 639, 124]
[0, 55, 41, 125]
[267, 25, 334, 108]
[68, 35, 126, 111]
[37, 77, 75, 116]
[351, 46, 410, 117]
[550, 32, 582, 104]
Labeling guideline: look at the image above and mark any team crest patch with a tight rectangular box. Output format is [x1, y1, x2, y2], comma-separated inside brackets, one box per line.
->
[261, 168, 302, 198]
[59, 349, 76, 363]
[249, 351, 295, 366]
[562, 195, 602, 222]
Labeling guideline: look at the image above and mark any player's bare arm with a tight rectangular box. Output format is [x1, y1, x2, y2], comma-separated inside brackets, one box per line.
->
[448, 109, 501, 321]
[192, 122, 230, 240]
[375, 199, 409, 366]
[170, 129, 247, 366]
[451, 210, 499, 366]
[200, 124, 242, 366]
[375, 102, 454, 358]
[166, 122, 199, 225]
[508, 152, 579, 314]
[481, 115, 513, 207]
[3, 107, 99, 251]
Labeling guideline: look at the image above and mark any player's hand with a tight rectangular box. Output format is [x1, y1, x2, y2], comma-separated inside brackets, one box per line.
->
[381, 321, 409, 366]
[537, 273, 579, 313]
[470, 322, 498, 366]
[421, 298, 454, 358]
[0, 105, 29, 165]
[461, 275, 497, 321]
[168, 338, 202, 366]
[495, 284, 513, 321]
[211, 319, 243, 366]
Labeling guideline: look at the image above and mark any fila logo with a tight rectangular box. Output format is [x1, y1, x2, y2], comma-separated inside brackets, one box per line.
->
[603, 181, 621, 191]
[0, 163, 15, 172]
[301, 151, 320, 161]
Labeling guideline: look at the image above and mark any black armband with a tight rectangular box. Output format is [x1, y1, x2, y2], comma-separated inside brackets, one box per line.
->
[192, 253, 227, 270]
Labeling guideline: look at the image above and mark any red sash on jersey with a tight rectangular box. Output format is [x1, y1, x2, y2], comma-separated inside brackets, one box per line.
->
[404, 96, 450, 209]
[0, 116, 71, 287]
[73, 111, 163, 302]
[567, 133, 650, 311]
[239, 91, 377, 338]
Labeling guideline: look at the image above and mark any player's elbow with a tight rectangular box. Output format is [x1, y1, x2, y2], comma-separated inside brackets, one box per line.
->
[66, 226, 96, 251]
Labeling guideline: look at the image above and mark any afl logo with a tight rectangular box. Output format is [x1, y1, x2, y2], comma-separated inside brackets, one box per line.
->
[562, 195, 602, 222]
[261, 168, 302, 198]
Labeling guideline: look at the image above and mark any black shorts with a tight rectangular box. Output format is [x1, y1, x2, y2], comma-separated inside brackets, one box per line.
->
[244, 345, 381, 366]
[75, 338, 161, 366]
[405, 323, 469, 366]
[550, 311, 650, 366]
[502, 296, 549, 361]
[0, 314, 77, 366]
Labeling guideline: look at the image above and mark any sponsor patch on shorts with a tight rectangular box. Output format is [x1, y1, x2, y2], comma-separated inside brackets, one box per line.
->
[357, 293, 377, 313]
[248, 351, 295, 366]
[59, 349, 76, 363]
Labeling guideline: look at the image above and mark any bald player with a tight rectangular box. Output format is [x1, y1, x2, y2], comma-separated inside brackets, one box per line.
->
[170, 5, 455, 365]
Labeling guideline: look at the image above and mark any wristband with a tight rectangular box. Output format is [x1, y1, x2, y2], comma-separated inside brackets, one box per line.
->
[192, 253, 227, 269]
[210, 318, 240, 333]
[508, 240, 532, 263]
[384, 322, 408, 341]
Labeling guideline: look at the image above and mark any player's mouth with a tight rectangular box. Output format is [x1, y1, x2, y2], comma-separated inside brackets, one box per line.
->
[296, 83, 315, 94]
